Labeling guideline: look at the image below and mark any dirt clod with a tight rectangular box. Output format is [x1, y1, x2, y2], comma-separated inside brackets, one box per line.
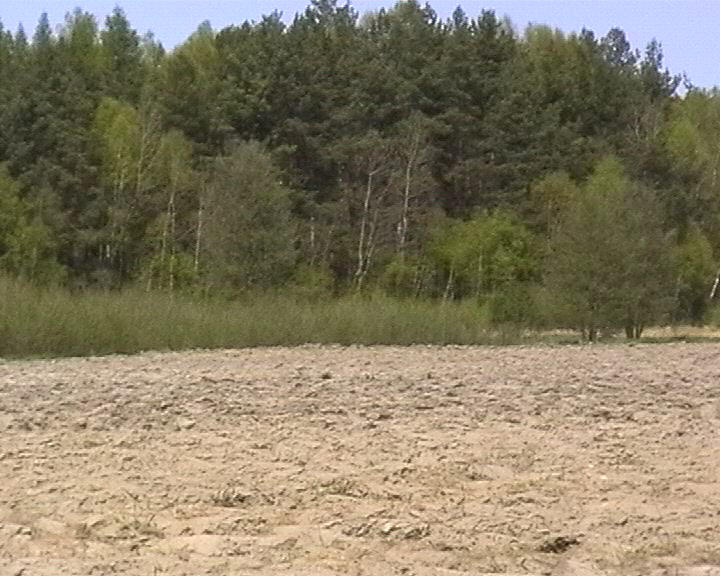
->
[538, 535, 580, 554]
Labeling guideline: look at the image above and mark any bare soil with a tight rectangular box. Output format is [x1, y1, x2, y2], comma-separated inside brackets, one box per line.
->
[2, 344, 720, 576]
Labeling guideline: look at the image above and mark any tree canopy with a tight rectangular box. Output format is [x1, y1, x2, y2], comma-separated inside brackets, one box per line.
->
[0, 2, 717, 335]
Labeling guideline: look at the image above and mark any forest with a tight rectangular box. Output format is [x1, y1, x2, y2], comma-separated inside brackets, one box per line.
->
[2, 0, 720, 350]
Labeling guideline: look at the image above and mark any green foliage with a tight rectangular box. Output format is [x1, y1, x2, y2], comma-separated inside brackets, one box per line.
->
[0, 3, 711, 349]
[94, 97, 143, 188]
[204, 141, 295, 291]
[487, 282, 539, 327]
[380, 254, 428, 297]
[545, 156, 673, 339]
[665, 90, 720, 242]
[710, 304, 720, 328]
[529, 171, 579, 235]
[430, 211, 537, 299]
[143, 250, 197, 293]
[101, 7, 143, 103]
[92, 97, 161, 282]
[61, 9, 103, 87]
[290, 263, 335, 301]
[673, 225, 716, 324]
[0, 165, 63, 283]
[158, 22, 225, 153]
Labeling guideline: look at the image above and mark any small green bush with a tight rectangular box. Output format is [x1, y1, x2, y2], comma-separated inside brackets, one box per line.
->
[289, 264, 335, 301]
[487, 283, 539, 327]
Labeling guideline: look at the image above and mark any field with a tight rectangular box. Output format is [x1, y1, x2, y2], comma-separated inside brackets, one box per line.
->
[1, 344, 720, 576]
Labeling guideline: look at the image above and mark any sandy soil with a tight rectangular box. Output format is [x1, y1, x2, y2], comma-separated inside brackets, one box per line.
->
[2, 344, 720, 576]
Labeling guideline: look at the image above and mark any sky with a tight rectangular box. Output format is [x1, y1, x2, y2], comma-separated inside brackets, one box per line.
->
[1, 1, 718, 88]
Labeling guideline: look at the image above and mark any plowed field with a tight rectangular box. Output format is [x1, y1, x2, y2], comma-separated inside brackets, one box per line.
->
[2, 344, 720, 576]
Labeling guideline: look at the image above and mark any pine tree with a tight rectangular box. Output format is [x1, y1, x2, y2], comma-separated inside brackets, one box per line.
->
[101, 7, 144, 103]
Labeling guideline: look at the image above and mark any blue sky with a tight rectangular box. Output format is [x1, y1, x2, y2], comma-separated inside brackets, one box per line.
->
[1, 1, 718, 88]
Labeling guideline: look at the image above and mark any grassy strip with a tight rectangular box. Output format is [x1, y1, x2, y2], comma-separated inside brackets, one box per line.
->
[5, 278, 719, 359]
[0, 277, 532, 358]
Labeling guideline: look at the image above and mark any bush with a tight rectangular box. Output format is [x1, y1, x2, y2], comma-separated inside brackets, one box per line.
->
[380, 256, 425, 297]
[487, 283, 539, 327]
[673, 225, 716, 324]
[429, 210, 538, 299]
[544, 156, 673, 340]
[289, 264, 334, 301]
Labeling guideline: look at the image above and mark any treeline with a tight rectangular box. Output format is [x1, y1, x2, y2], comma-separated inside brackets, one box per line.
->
[1, 0, 719, 339]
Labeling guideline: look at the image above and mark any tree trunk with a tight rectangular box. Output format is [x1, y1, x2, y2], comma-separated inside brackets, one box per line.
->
[194, 199, 203, 277]
[626, 319, 643, 339]
[443, 267, 455, 301]
[321, 224, 335, 267]
[355, 169, 376, 291]
[168, 187, 176, 292]
[309, 216, 316, 266]
[710, 269, 720, 300]
[363, 187, 387, 289]
[398, 131, 420, 260]
[135, 107, 160, 200]
[158, 199, 169, 287]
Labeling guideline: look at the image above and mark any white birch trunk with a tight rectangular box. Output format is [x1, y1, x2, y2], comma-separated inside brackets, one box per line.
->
[355, 170, 375, 290]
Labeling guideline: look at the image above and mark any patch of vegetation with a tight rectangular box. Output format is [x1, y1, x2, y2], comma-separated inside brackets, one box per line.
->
[0, 277, 524, 358]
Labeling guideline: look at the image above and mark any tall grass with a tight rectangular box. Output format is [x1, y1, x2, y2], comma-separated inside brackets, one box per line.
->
[0, 277, 528, 358]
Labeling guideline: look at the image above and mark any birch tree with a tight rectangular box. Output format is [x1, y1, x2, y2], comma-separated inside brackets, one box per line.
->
[94, 97, 162, 280]
[340, 132, 395, 291]
[145, 129, 195, 291]
[392, 113, 435, 260]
